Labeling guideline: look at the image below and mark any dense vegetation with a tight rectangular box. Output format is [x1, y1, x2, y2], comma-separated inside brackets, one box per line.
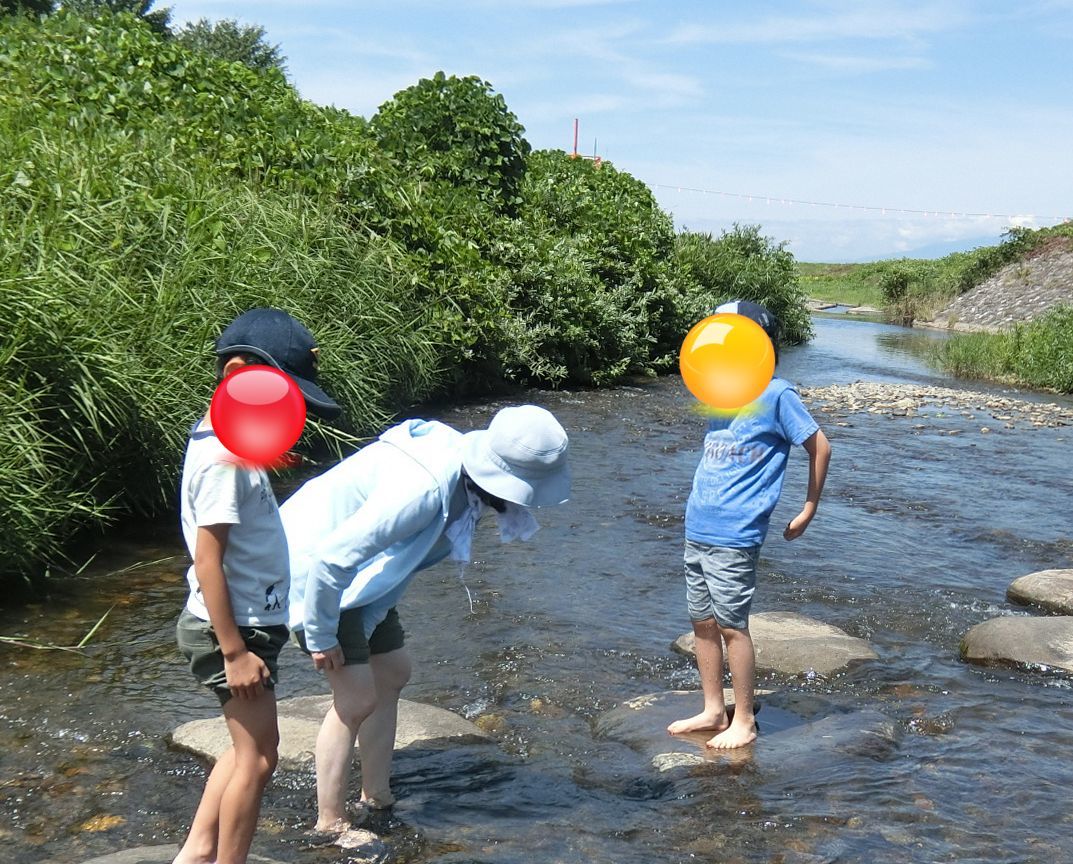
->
[0, 10, 810, 589]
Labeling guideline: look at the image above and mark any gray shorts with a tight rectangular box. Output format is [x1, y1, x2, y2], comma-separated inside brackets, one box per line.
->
[292, 606, 405, 665]
[176, 608, 289, 704]
[684, 538, 760, 630]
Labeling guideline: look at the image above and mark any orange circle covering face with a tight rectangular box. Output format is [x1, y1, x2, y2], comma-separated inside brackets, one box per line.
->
[679, 313, 776, 410]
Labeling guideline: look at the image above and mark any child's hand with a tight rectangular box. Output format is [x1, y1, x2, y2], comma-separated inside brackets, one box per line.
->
[224, 649, 271, 699]
[783, 508, 814, 541]
[312, 644, 345, 672]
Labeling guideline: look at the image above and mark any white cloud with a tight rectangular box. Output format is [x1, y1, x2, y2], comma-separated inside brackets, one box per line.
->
[782, 51, 931, 73]
[665, 1, 972, 46]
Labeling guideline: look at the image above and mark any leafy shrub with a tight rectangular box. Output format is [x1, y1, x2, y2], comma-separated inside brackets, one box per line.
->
[673, 226, 813, 348]
[504, 151, 682, 383]
[371, 72, 531, 216]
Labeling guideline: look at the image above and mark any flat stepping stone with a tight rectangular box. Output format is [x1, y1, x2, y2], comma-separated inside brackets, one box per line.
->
[171, 695, 490, 769]
[1007, 569, 1073, 615]
[960, 616, 1073, 674]
[61, 847, 284, 864]
[673, 611, 877, 676]
[595, 691, 899, 774]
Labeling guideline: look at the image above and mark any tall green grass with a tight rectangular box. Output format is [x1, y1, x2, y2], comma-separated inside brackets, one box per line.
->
[929, 307, 1073, 393]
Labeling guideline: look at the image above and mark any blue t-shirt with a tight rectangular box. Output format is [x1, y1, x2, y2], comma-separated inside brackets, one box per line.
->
[685, 378, 819, 549]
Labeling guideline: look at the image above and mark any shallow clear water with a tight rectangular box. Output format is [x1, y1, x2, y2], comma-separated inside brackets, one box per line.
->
[2, 317, 1072, 863]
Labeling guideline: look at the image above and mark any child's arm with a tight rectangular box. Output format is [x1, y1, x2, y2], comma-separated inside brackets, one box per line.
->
[784, 428, 831, 541]
[193, 523, 270, 699]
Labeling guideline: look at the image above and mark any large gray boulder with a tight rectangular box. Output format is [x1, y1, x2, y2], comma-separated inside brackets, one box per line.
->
[673, 611, 877, 676]
[1007, 569, 1073, 615]
[171, 695, 490, 769]
[62, 848, 285, 864]
[595, 690, 899, 775]
[960, 616, 1073, 674]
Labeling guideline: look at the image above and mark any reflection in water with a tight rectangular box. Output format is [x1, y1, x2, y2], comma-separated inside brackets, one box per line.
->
[2, 317, 1072, 863]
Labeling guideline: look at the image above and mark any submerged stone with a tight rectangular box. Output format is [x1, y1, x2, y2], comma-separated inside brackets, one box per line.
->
[595, 690, 900, 775]
[960, 616, 1073, 674]
[67, 847, 285, 864]
[1007, 569, 1073, 615]
[171, 695, 491, 769]
[672, 611, 877, 676]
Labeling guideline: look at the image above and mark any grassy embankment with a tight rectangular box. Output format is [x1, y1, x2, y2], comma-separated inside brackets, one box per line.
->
[0, 10, 813, 591]
[796, 225, 1073, 393]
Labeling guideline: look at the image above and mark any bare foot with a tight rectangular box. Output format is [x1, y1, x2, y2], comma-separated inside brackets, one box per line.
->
[705, 719, 757, 750]
[667, 709, 728, 736]
[172, 855, 214, 864]
[314, 814, 363, 834]
[360, 792, 396, 811]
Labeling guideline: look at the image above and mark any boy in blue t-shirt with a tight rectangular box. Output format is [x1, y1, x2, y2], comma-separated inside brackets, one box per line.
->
[668, 300, 831, 749]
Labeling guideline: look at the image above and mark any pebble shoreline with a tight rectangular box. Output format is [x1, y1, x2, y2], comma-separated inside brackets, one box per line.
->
[800, 381, 1073, 430]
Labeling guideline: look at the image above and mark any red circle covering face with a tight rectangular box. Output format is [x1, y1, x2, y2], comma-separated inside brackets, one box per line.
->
[209, 366, 307, 466]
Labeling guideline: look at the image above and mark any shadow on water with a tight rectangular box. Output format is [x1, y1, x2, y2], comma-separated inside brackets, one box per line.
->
[3, 317, 1073, 863]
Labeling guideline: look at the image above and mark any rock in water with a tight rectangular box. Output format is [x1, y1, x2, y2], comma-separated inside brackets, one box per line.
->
[960, 616, 1073, 674]
[673, 611, 877, 676]
[595, 691, 900, 775]
[171, 695, 490, 768]
[1007, 569, 1073, 615]
[63, 847, 285, 864]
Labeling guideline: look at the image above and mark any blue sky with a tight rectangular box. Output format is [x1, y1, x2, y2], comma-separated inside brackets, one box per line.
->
[170, 0, 1073, 262]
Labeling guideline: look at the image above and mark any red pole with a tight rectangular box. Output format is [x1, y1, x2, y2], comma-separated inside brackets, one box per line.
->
[572, 118, 579, 158]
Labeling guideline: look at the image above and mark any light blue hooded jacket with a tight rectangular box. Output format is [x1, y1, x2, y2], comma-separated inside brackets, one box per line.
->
[280, 419, 464, 653]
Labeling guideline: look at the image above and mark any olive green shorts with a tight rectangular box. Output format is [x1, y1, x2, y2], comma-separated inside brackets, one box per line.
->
[176, 608, 289, 704]
[292, 606, 405, 665]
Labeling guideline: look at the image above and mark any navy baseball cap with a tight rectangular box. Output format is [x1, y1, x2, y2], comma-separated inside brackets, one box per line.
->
[714, 299, 779, 344]
[216, 308, 341, 419]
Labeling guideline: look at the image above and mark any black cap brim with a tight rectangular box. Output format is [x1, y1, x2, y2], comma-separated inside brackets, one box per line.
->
[216, 344, 341, 420]
[293, 376, 342, 420]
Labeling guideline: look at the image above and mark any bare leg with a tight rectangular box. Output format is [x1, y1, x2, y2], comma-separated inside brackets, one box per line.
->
[357, 648, 412, 807]
[173, 695, 278, 862]
[315, 663, 377, 831]
[173, 746, 236, 864]
[212, 691, 279, 864]
[668, 617, 730, 736]
[707, 625, 757, 749]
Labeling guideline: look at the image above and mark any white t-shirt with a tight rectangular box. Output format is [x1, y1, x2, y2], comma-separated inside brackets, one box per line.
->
[180, 421, 289, 627]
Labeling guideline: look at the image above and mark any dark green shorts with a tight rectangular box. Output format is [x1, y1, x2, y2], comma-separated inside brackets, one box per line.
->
[292, 606, 404, 665]
[176, 608, 289, 704]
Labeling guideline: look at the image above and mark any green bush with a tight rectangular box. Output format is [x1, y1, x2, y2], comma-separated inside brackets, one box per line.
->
[673, 225, 813, 348]
[502, 151, 682, 383]
[371, 72, 530, 216]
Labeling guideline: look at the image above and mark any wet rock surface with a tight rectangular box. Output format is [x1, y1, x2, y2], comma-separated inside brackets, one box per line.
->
[63, 847, 286, 864]
[960, 615, 1073, 674]
[802, 381, 1073, 429]
[170, 695, 491, 769]
[1007, 569, 1073, 615]
[595, 691, 900, 775]
[673, 611, 877, 676]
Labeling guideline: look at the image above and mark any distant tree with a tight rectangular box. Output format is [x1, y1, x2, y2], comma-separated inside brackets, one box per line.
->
[1, 0, 55, 14]
[174, 18, 287, 75]
[59, 0, 171, 35]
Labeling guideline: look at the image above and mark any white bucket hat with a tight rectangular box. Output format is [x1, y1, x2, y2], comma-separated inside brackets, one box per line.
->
[461, 405, 570, 507]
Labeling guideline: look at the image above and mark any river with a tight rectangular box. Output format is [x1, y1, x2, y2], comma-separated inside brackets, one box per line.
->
[2, 315, 1072, 863]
